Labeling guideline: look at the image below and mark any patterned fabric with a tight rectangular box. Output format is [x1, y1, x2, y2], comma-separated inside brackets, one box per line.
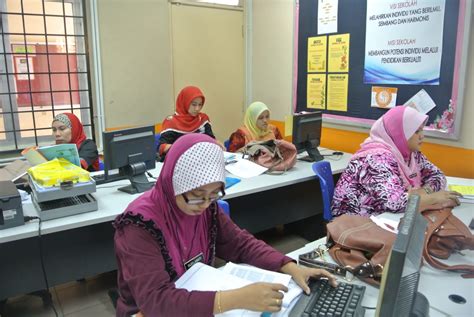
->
[331, 151, 446, 217]
[53, 113, 71, 128]
[354, 106, 428, 187]
[172, 141, 225, 195]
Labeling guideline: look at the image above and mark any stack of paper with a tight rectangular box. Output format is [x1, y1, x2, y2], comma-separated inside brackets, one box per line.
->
[175, 262, 303, 316]
[449, 185, 474, 204]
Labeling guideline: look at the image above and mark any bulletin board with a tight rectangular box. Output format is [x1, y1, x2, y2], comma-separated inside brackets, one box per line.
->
[293, 0, 472, 140]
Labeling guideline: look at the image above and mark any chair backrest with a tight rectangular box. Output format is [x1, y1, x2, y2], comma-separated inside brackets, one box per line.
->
[98, 158, 104, 171]
[224, 139, 230, 151]
[217, 200, 230, 217]
[154, 133, 161, 150]
[312, 161, 334, 221]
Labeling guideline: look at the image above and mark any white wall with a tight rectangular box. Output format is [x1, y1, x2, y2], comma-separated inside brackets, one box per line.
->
[97, 0, 174, 129]
[250, 0, 474, 149]
[170, 4, 244, 141]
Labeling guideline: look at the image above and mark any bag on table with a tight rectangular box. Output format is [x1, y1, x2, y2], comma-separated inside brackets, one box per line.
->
[240, 139, 297, 173]
[422, 208, 474, 278]
[326, 214, 396, 286]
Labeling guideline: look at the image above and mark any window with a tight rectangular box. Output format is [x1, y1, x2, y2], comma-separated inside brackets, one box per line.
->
[0, 0, 93, 154]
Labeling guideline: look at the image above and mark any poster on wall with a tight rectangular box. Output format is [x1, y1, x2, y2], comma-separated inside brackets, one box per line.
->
[307, 74, 326, 109]
[15, 57, 34, 80]
[307, 36, 327, 72]
[364, 0, 445, 85]
[328, 33, 350, 73]
[317, 0, 338, 34]
[327, 74, 348, 111]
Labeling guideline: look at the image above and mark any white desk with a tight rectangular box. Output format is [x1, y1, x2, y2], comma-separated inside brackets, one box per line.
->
[287, 202, 474, 317]
[0, 149, 351, 300]
[0, 150, 351, 244]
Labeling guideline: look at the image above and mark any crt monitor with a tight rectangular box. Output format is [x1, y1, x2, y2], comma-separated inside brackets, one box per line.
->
[292, 111, 323, 162]
[102, 125, 156, 194]
[376, 195, 429, 317]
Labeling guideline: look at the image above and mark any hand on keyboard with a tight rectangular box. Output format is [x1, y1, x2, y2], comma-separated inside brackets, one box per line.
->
[281, 262, 337, 294]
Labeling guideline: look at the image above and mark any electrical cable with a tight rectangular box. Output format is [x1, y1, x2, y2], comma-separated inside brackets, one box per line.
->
[30, 216, 59, 317]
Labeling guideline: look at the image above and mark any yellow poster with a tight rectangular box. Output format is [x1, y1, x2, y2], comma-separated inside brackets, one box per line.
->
[328, 33, 350, 72]
[307, 36, 327, 72]
[307, 74, 326, 109]
[327, 74, 348, 111]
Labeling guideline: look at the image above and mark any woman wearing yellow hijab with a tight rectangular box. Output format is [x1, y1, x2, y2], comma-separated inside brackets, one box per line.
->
[228, 101, 283, 152]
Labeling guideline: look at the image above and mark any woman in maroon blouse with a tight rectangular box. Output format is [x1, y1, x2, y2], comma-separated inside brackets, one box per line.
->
[114, 134, 335, 316]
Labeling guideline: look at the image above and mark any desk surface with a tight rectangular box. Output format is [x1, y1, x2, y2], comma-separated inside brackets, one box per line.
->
[0, 148, 352, 243]
[286, 201, 474, 317]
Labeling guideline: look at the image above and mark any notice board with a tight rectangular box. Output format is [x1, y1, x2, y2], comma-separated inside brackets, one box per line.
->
[294, 0, 471, 139]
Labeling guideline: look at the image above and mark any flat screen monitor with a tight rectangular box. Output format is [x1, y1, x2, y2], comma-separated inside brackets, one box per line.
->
[102, 125, 156, 194]
[292, 111, 323, 162]
[376, 195, 429, 317]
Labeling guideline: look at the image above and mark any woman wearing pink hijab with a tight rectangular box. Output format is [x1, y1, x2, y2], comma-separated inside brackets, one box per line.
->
[114, 133, 336, 316]
[331, 106, 461, 217]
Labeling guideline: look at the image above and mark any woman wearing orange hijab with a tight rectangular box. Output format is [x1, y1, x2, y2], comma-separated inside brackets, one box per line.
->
[157, 86, 219, 161]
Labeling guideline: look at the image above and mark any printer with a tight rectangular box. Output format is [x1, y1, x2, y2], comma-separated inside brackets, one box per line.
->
[0, 180, 25, 229]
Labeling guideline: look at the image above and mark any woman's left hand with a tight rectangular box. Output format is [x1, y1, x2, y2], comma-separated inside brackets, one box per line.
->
[280, 262, 337, 294]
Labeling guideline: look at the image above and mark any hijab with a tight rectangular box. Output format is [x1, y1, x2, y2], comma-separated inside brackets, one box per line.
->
[124, 134, 225, 277]
[242, 101, 273, 141]
[52, 112, 87, 148]
[353, 106, 428, 187]
[161, 86, 211, 133]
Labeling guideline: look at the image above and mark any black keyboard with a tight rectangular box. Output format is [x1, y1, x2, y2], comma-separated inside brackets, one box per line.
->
[289, 279, 366, 317]
[37, 195, 92, 211]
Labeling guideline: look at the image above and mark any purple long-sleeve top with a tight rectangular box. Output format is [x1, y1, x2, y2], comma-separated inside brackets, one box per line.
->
[331, 151, 446, 217]
[114, 209, 294, 317]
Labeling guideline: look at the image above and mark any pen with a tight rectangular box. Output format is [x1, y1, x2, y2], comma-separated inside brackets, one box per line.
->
[225, 160, 238, 165]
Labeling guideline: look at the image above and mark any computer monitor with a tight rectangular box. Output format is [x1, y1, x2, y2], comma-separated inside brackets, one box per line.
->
[292, 111, 323, 162]
[376, 195, 429, 317]
[102, 125, 156, 194]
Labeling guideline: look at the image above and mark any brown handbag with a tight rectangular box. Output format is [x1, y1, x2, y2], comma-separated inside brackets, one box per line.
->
[241, 139, 297, 173]
[326, 214, 396, 286]
[422, 208, 474, 278]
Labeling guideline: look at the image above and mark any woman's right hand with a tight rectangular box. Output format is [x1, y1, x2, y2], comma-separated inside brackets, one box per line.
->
[219, 282, 288, 313]
[412, 189, 462, 210]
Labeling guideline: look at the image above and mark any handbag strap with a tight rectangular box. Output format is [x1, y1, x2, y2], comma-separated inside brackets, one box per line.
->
[423, 209, 474, 278]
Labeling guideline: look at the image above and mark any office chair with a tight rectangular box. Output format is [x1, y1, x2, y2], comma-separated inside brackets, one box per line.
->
[154, 133, 161, 150]
[224, 139, 230, 151]
[217, 200, 230, 217]
[312, 161, 334, 221]
[98, 158, 104, 171]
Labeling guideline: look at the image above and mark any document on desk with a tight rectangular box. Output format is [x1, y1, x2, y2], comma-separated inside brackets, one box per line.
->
[175, 262, 302, 316]
[449, 184, 474, 203]
[225, 159, 268, 178]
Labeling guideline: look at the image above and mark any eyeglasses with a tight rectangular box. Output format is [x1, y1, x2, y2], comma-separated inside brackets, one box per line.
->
[182, 189, 226, 205]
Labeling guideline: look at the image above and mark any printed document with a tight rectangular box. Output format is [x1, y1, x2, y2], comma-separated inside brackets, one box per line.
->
[175, 262, 303, 317]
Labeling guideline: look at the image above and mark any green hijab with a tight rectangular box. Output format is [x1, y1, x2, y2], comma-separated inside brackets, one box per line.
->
[244, 101, 271, 139]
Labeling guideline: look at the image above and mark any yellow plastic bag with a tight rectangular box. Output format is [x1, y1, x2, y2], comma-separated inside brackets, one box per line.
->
[28, 158, 90, 187]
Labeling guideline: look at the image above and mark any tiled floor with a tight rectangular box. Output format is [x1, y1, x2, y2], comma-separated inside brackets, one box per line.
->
[1, 228, 310, 317]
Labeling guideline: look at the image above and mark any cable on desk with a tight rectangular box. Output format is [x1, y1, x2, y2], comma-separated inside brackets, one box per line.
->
[35, 217, 59, 317]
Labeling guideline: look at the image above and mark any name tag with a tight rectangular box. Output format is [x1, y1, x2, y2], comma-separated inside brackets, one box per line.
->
[183, 252, 204, 271]
[408, 173, 418, 179]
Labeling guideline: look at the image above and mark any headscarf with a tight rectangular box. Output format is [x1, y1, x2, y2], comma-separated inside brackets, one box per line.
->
[52, 113, 87, 148]
[243, 101, 273, 140]
[353, 106, 428, 187]
[161, 86, 211, 133]
[124, 134, 225, 277]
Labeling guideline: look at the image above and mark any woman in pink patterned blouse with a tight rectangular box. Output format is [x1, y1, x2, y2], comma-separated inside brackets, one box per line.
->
[331, 106, 461, 217]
